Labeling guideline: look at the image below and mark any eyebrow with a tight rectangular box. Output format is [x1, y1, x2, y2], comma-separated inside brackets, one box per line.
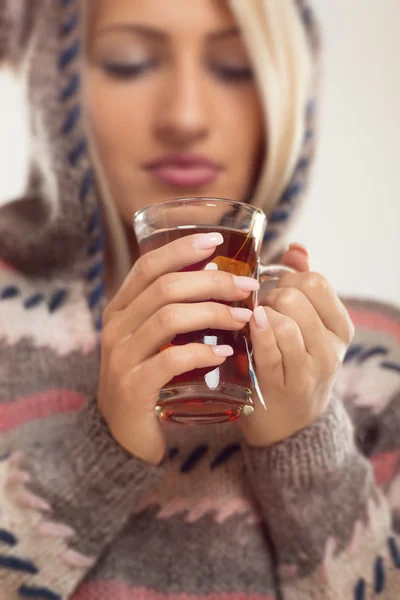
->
[94, 24, 241, 42]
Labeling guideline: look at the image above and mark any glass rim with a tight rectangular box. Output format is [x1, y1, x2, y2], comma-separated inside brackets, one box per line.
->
[133, 197, 266, 224]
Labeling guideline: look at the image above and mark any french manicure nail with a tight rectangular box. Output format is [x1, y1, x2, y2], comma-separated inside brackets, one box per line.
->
[212, 345, 234, 357]
[254, 306, 269, 331]
[289, 242, 309, 256]
[194, 232, 224, 250]
[229, 307, 253, 323]
[205, 262, 218, 271]
[233, 276, 260, 292]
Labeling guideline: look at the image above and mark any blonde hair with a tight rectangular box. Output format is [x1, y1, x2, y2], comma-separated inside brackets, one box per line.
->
[230, 0, 313, 212]
[83, 0, 314, 286]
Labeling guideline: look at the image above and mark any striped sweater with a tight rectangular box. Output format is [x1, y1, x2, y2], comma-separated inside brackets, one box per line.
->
[1, 1, 400, 599]
[1, 293, 400, 600]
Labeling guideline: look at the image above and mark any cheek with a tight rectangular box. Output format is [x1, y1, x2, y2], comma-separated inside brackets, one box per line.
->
[238, 97, 264, 161]
[86, 73, 147, 170]
[220, 91, 264, 182]
[85, 74, 152, 218]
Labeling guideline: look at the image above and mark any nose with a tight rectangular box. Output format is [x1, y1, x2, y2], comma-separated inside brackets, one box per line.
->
[154, 60, 209, 148]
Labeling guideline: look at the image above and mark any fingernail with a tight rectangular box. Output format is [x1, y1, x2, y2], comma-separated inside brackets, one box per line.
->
[289, 242, 309, 256]
[233, 276, 260, 292]
[229, 307, 253, 323]
[204, 262, 218, 271]
[212, 345, 234, 357]
[194, 232, 224, 250]
[254, 306, 269, 331]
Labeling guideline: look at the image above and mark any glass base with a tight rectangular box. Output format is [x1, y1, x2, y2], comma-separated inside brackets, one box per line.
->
[157, 383, 254, 424]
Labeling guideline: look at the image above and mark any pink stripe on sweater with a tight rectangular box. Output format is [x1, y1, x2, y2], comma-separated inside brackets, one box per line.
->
[0, 259, 16, 272]
[0, 390, 85, 431]
[72, 583, 276, 600]
[370, 449, 400, 485]
[347, 308, 400, 342]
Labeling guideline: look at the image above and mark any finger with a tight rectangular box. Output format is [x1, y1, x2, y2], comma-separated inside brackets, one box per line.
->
[104, 343, 233, 464]
[251, 306, 306, 386]
[140, 342, 234, 396]
[105, 232, 225, 317]
[276, 271, 354, 344]
[263, 287, 325, 356]
[249, 306, 283, 384]
[280, 243, 310, 272]
[109, 303, 252, 368]
[111, 270, 259, 339]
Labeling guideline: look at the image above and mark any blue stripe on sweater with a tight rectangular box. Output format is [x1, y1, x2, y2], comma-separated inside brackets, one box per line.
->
[1, 286, 20, 299]
[48, 289, 68, 313]
[296, 157, 310, 171]
[61, 104, 81, 135]
[388, 537, 400, 567]
[69, 138, 87, 166]
[60, 11, 79, 37]
[358, 346, 388, 362]
[344, 344, 364, 363]
[88, 235, 104, 256]
[279, 183, 303, 205]
[95, 315, 103, 332]
[86, 262, 105, 282]
[58, 39, 80, 71]
[380, 361, 400, 374]
[263, 230, 279, 242]
[24, 294, 44, 309]
[80, 168, 93, 201]
[168, 447, 179, 460]
[88, 282, 104, 310]
[19, 585, 61, 600]
[87, 208, 101, 234]
[374, 556, 385, 593]
[0, 555, 38, 574]
[269, 209, 289, 224]
[0, 529, 17, 547]
[211, 444, 241, 470]
[354, 578, 366, 600]
[60, 73, 80, 102]
[304, 129, 313, 142]
[181, 445, 208, 473]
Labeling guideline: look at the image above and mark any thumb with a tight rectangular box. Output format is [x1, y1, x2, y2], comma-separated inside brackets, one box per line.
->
[280, 242, 310, 272]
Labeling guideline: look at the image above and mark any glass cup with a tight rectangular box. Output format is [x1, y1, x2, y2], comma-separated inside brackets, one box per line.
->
[133, 198, 293, 425]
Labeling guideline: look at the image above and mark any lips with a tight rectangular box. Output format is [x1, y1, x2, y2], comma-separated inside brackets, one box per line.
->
[144, 154, 222, 188]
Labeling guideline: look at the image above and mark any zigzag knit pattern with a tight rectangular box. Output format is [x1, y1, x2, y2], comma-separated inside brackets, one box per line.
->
[2, 303, 400, 598]
[0, 0, 400, 599]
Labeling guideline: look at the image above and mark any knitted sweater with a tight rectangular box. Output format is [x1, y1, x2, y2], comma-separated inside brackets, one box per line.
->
[1, 1, 400, 599]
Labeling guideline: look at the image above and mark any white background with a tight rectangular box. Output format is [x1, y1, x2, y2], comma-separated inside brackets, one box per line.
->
[291, 0, 400, 307]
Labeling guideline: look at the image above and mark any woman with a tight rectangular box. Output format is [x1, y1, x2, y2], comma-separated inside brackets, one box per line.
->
[0, 1, 399, 598]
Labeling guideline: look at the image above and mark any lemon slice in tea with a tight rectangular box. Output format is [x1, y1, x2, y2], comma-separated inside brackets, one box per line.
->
[205, 255, 253, 277]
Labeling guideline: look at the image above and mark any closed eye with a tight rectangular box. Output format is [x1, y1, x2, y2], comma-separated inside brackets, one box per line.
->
[102, 60, 158, 79]
[210, 64, 254, 82]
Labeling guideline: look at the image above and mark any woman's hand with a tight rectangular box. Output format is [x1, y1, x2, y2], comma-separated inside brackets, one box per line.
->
[99, 232, 256, 466]
[242, 243, 355, 447]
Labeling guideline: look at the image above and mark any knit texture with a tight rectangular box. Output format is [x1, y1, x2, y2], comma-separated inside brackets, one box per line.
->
[0, 1, 400, 599]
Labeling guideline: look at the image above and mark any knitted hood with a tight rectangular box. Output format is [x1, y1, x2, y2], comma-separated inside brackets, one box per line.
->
[0, 0, 319, 333]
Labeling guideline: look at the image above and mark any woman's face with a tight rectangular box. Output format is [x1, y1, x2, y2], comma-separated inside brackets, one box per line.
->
[86, 0, 264, 226]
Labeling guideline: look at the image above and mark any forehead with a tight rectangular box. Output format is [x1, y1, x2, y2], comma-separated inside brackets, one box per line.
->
[90, 0, 236, 35]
